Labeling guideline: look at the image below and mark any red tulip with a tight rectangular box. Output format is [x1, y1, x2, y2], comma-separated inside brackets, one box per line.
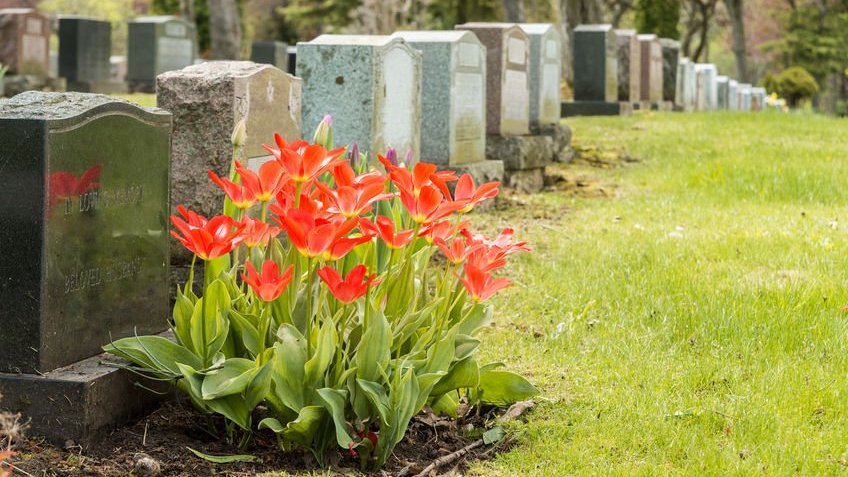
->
[265, 135, 346, 184]
[453, 174, 499, 213]
[462, 228, 530, 272]
[0, 450, 15, 477]
[208, 170, 257, 209]
[436, 237, 481, 265]
[379, 159, 456, 199]
[316, 182, 393, 218]
[242, 260, 293, 301]
[171, 209, 244, 261]
[239, 217, 280, 248]
[318, 265, 379, 304]
[359, 216, 415, 249]
[457, 263, 511, 302]
[331, 161, 386, 188]
[234, 160, 287, 202]
[399, 184, 464, 225]
[279, 208, 358, 259]
[418, 219, 465, 244]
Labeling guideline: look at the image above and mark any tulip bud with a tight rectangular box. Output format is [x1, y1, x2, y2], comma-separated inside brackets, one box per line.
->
[231, 118, 247, 147]
[385, 147, 398, 167]
[348, 142, 360, 167]
[403, 148, 414, 167]
[313, 114, 333, 149]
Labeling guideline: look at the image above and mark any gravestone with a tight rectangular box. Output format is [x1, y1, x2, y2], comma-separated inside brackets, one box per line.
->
[727, 79, 738, 111]
[455, 22, 530, 136]
[59, 16, 123, 93]
[250, 41, 288, 72]
[737, 83, 752, 111]
[751, 87, 766, 111]
[716, 75, 729, 110]
[675, 57, 693, 111]
[391, 31, 489, 168]
[127, 16, 197, 92]
[563, 24, 626, 117]
[518, 23, 561, 127]
[0, 91, 171, 445]
[297, 35, 421, 160]
[694, 63, 717, 111]
[287, 46, 296, 75]
[0, 8, 50, 75]
[659, 38, 679, 104]
[637, 34, 662, 103]
[615, 29, 640, 103]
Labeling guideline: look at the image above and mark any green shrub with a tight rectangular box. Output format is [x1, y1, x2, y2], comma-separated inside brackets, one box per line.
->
[766, 66, 819, 108]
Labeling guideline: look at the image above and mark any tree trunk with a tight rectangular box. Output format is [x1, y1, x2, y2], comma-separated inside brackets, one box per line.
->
[208, 0, 242, 60]
[558, 0, 602, 83]
[503, 0, 525, 22]
[180, 0, 195, 23]
[724, 0, 748, 82]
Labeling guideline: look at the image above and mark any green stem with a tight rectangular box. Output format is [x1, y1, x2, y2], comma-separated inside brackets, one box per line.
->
[305, 257, 314, 355]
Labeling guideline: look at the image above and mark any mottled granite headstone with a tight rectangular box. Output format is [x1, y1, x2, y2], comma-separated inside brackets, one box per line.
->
[519, 23, 561, 127]
[127, 16, 197, 92]
[659, 38, 679, 103]
[694, 63, 717, 111]
[737, 83, 752, 111]
[615, 29, 639, 102]
[637, 34, 662, 102]
[0, 8, 50, 75]
[572, 24, 617, 102]
[157, 61, 302, 220]
[727, 79, 738, 111]
[0, 92, 170, 374]
[716, 75, 729, 110]
[392, 31, 486, 166]
[251, 41, 288, 72]
[297, 35, 421, 158]
[59, 17, 111, 91]
[455, 22, 530, 136]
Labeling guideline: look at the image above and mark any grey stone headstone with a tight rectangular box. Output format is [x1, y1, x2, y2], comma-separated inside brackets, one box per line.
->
[0, 8, 50, 75]
[519, 23, 561, 127]
[659, 38, 679, 103]
[110, 55, 127, 82]
[250, 41, 288, 72]
[750, 87, 766, 111]
[392, 30, 486, 166]
[0, 91, 171, 374]
[694, 63, 717, 111]
[737, 83, 752, 111]
[637, 34, 662, 102]
[727, 79, 738, 111]
[675, 57, 692, 110]
[615, 29, 639, 102]
[298, 35, 421, 159]
[59, 17, 112, 91]
[157, 61, 302, 221]
[455, 22, 531, 136]
[572, 24, 617, 103]
[127, 16, 197, 92]
[716, 75, 729, 110]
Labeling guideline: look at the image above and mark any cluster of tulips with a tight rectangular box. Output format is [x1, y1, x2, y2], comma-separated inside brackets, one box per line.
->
[106, 120, 536, 468]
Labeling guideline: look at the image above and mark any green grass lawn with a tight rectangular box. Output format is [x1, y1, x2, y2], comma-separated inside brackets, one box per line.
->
[469, 111, 848, 476]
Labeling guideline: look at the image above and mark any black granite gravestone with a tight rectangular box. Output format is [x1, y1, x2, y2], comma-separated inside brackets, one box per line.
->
[563, 24, 628, 117]
[287, 46, 297, 75]
[250, 41, 288, 72]
[0, 92, 171, 445]
[127, 16, 197, 92]
[660, 38, 680, 103]
[58, 17, 112, 92]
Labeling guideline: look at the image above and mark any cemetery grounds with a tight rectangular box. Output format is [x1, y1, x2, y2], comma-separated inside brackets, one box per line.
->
[14, 105, 848, 475]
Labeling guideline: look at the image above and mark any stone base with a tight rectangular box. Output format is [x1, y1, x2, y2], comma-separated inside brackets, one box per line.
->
[486, 133, 554, 170]
[3, 75, 66, 97]
[561, 101, 632, 117]
[437, 159, 504, 184]
[503, 168, 544, 193]
[67, 80, 129, 94]
[0, 349, 168, 447]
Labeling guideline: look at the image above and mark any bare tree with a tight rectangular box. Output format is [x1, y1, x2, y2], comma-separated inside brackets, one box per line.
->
[208, 0, 242, 59]
[558, 0, 603, 82]
[351, 0, 430, 34]
[503, 0, 526, 22]
[179, 0, 195, 23]
[681, 0, 717, 62]
[603, 0, 634, 27]
[723, 0, 747, 81]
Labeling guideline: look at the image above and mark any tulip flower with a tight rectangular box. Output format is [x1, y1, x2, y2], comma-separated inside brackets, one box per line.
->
[242, 260, 293, 302]
[418, 219, 466, 244]
[462, 227, 530, 272]
[262, 132, 309, 156]
[316, 182, 394, 218]
[279, 209, 358, 259]
[171, 211, 244, 261]
[453, 174, 499, 213]
[234, 160, 287, 202]
[380, 159, 456, 199]
[208, 170, 257, 209]
[436, 237, 482, 265]
[231, 119, 247, 147]
[0, 450, 15, 477]
[457, 263, 511, 302]
[312, 114, 334, 149]
[331, 161, 385, 188]
[399, 184, 464, 225]
[271, 142, 346, 184]
[239, 217, 280, 248]
[318, 265, 379, 304]
[359, 216, 415, 249]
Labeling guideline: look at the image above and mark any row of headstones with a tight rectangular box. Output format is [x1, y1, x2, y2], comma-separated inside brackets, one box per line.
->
[564, 24, 769, 115]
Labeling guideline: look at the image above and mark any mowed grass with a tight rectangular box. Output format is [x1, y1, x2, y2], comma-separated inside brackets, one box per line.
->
[469, 112, 848, 476]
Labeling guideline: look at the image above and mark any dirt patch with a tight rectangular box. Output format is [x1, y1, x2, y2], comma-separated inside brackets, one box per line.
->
[543, 164, 614, 199]
[570, 142, 639, 169]
[10, 400, 522, 476]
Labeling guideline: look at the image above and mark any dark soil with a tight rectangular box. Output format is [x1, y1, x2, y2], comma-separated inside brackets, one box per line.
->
[11, 400, 514, 476]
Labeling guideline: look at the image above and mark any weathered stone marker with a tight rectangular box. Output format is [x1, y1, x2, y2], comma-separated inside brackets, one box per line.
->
[716, 75, 729, 110]
[637, 34, 663, 104]
[59, 16, 122, 93]
[0, 91, 171, 445]
[737, 83, 752, 111]
[675, 57, 695, 111]
[519, 23, 561, 128]
[0, 8, 50, 75]
[297, 35, 421, 160]
[250, 41, 289, 72]
[750, 87, 766, 111]
[695, 63, 717, 111]
[659, 38, 679, 105]
[391, 31, 490, 169]
[455, 22, 530, 136]
[727, 79, 739, 111]
[615, 29, 640, 103]
[563, 24, 627, 116]
[128, 16, 197, 92]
